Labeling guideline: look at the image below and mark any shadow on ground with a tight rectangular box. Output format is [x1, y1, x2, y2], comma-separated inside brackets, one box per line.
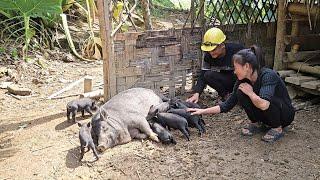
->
[0, 112, 65, 134]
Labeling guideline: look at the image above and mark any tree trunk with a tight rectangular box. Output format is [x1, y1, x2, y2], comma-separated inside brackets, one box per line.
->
[141, 0, 152, 30]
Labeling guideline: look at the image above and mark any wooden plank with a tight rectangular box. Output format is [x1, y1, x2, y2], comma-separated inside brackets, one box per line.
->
[285, 76, 317, 85]
[284, 50, 320, 62]
[284, 35, 320, 46]
[287, 62, 320, 76]
[277, 70, 296, 78]
[301, 80, 320, 90]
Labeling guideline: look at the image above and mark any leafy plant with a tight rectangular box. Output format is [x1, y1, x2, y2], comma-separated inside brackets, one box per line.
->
[0, 0, 62, 60]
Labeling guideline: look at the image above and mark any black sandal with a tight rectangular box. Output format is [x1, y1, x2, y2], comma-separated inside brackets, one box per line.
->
[262, 129, 284, 142]
[241, 123, 261, 136]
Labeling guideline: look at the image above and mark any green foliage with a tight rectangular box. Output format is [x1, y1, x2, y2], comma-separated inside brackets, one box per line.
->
[0, 0, 62, 60]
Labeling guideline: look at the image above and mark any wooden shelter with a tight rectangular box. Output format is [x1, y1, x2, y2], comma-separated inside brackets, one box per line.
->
[274, 1, 320, 96]
[97, 0, 320, 100]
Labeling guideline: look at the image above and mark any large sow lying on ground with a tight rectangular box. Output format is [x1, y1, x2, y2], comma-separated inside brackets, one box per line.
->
[92, 88, 162, 152]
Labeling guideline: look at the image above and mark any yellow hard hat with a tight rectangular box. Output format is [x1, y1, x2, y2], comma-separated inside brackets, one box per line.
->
[201, 27, 226, 52]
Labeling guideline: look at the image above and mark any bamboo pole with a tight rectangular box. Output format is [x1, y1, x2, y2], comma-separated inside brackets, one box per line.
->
[97, 0, 113, 101]
[273, 0, 286, 70]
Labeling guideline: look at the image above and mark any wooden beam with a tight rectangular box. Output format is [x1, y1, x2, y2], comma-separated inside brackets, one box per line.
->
[284, 34, 320, 45]
[273, 0, 286, 70]
[287, 62, 320, 76]
[284, 50, 320, 62]
[301, 80, 320, 90]
[277, 70, 296, 78]
[285, 75, 317, 85]
[288, 3, 320, 17]
[97, 0, 112, 101]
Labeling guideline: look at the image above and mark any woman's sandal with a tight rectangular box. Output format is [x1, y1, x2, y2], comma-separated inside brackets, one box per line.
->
[241, 123, 261, 136]
[261, 129, 284, 142]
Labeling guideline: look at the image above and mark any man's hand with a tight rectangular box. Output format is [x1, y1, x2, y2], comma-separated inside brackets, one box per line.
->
[186, 93, 200, 103]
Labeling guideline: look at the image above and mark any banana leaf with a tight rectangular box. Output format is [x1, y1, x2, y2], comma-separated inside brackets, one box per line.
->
[0, 0, 62, 60]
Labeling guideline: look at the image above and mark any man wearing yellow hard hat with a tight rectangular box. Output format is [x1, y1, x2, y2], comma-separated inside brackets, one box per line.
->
[187, 27, 244, 103]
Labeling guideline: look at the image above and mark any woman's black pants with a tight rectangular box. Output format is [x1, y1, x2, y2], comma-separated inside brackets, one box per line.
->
[237, 90, 295, 128]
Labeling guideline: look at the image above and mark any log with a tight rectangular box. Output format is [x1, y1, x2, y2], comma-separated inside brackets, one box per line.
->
[80, 89, 104, 98]
[273, 0, 286, 70]
[288, 3, 320, 17]
[287, 62, 320, 76]
[284, 34, 320, 46]
[277, 70, 296, 78]
[47, 78, 84, 99]
[284, 50, 320, 62]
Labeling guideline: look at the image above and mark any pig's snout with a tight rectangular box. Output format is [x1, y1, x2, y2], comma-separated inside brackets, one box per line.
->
[97, 144, 107, 152]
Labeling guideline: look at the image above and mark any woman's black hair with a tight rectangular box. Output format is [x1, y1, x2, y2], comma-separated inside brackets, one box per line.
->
[232, 45, 265, 74]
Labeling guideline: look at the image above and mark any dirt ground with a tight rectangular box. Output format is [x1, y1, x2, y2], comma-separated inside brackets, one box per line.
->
[0, 59, 320, 180]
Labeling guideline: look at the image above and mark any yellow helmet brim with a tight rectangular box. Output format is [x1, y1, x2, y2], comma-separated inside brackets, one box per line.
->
[201, 45, 217, 52]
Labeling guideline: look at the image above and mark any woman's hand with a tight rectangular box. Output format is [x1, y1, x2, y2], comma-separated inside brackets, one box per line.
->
[187, 106, 221, 116]
[186, 108, 205, 115]
[238, 83, 253, 96]
[186, 93, 199, 103]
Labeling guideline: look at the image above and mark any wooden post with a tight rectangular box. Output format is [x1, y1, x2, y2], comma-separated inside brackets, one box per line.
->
[84, 76, 93, 93]
[273, 0, 286, 70]
[290, 15, 300, 53]
[97, 0, 113, 101]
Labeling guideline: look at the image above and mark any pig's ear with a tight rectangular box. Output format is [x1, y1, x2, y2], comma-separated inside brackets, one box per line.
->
[87, 122, 91, 128]
[77, 122, 82, 127]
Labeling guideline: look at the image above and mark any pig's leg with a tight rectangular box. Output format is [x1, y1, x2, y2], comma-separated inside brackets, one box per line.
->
[199, 119, 206, 133]
[194, 121, 203, 136]
[88, 142, 99, 160]
[81, 109, 85, 117]
[179, 127, 190, 141]
[79, 145, 85, 161]
[138, 120, 159, 142]
[72, 111, 76, 122]
[67, 108, 71, 121]
[129, 128, 148, 139]
[84, 106, 93, 116]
